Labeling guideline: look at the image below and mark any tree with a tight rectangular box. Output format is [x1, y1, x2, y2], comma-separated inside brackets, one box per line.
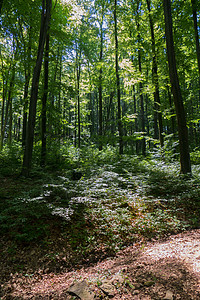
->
[22, 0, 52, 176]
[136, 0, 146, 156]
[146, 0, 164, 148]
[114, 0, 123, 155]
[97, 1, 105, 151]
[191, 0, 200, 101]
[163, 0, 191, 174]
[41, 32, 50, 167]
[0, 0, 3, 14]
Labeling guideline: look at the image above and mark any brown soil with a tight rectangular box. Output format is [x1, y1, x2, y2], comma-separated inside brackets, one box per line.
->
[1, 229, 200, 299]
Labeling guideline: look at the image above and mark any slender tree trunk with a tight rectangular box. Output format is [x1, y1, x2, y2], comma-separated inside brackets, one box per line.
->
[0, 79, 6, 150]
[104, 91, 115, 134]
[133, 86, 139, 154]
[22, 0, 52, 176]
[191, 0, 200, 102]
[114, 0, 123, 155]
[22, 25, 32, 147]
[0, 67, 15, 149]
[77, 62, 81, 148]
[41, 33, 49, 166]
[49, 47, 60, 138]
[22, 72, 31, 147]
[167, 84, 176, 134]
[57, 50, 62, 140]
[98, 20, 103, 151]
[146, 0, 164, 148]
[136, 2, 146, 156]
[8, 98, 13, 146]
[163, 0, 191, 174]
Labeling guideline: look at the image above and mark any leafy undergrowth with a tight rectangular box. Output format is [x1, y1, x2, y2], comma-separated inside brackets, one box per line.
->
[1, 150, 200, 287]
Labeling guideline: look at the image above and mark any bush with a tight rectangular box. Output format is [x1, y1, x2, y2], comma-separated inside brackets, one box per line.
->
[0, 143, 22, 176]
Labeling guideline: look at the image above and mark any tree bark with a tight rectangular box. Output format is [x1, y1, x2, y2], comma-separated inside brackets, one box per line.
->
[133, 85, 139, 154]
[146, 0, 164, 148]
[114, 0, 123, 155]
[41, 32, 49, 167]
[21, 23, 32, 147]
[136, 1, 146, 156]
[191, 0, 200, 102]
[98, 18, 103, 151]
[0, 67, 15, 149]
[77, 61, 81, 149]
[163, 0, 191, 174]
[22, 0, 52, 176]
[0, 0, 3, 14]
[0, 78, 6, 150]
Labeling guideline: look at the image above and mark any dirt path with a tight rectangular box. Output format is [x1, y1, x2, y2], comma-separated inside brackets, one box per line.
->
[1, 229, 200, 299]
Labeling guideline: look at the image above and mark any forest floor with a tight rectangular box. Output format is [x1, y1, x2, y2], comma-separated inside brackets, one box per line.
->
[1, 229, 200, 299]
[1, 154, 200, 299]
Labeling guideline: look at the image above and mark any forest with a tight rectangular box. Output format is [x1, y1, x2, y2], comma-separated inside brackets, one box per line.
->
[0, 0, 200, 299]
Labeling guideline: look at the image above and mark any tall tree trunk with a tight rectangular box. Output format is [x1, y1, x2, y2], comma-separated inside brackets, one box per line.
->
[0, 67, 15, 149]
[133, 86, 139, 154]
[41, 33, 49, 166]
[191, 0, 200, 102]
[57, 49, 62, 140]
[104, 90, 115, 134]
[8, 98, 13, 146]
[136, 2, 146, 156]
[146, 0, 164, 148]
[22, 24, 32, 147]
[114, 0, 123, 155]
[77, 61, 81, 149]
[0, 78, 6, 150]
[22, 72, 31, 147]
[49, 47, 60, 138]
[98, 19, 103, 151]
[22, 0, 52, 176]
[167, 84, 176, 134]
[163, 0, 191, 174]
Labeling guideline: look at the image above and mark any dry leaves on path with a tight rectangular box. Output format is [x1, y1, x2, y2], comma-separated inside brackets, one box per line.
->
[1, 229, 200, 299]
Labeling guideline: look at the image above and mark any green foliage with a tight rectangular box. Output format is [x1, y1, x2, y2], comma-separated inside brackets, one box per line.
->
[0, 197, 52, 243]
[0, 143, 22, 176]
[0, 147, 199, 260]
[190, 149, 200, 164]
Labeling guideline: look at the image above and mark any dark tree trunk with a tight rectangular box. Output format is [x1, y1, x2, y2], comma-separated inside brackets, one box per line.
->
[8, 98, 13, 146]
[0, 67, 15, 149]
[146, 0, 164, 148]
[41, 33, 49, 167]
[163, 0, 191, 174]
[0, 0, 3, 14]
[191, 0, 200, 102]
[104, 91, 115, 134]
[114, 0, 123, 155]
[22, 0, 52, 176]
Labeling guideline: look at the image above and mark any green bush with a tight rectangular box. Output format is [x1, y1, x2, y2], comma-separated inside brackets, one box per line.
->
[0, 143, 22, 176]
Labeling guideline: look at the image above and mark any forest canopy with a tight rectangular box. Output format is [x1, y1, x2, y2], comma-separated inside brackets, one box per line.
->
[0, 0, 200, 174]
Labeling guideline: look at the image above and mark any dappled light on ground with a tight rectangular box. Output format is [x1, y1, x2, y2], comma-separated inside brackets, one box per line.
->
[1, 157, 200, 299]
[2, 229, 200, 299]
